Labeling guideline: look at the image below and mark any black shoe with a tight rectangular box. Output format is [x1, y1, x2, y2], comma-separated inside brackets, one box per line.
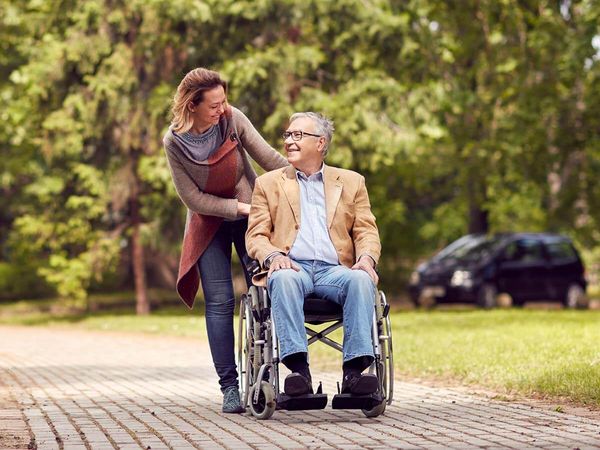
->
[341, 373, 378, 395]
[284, 372, 313, 396]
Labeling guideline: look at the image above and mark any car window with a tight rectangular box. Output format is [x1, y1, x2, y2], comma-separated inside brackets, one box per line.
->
[441, 237, 504, 262]
[546, 241, 577, 262]
[504, 239, 544, 263]
[435, 235, 482, 261]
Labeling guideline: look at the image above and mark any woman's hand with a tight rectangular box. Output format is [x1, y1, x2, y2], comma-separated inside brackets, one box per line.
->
[237, 202, 251, 216]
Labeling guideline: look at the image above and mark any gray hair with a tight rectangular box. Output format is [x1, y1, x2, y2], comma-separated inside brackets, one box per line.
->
[289, 112, 335, 157]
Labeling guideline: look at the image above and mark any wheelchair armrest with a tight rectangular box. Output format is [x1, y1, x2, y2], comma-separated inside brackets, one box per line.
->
[242, 254, 262, 276]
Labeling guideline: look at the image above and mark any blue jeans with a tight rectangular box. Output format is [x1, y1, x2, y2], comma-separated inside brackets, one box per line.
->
[267, 260, 376, 363]
[198, 219, 251, 393]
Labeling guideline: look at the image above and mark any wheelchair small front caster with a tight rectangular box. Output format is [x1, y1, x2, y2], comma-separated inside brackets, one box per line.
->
[249, 381, 276, 420]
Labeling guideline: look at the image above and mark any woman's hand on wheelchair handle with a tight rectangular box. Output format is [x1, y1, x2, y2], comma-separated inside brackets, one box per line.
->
[267, 255, 300, 278]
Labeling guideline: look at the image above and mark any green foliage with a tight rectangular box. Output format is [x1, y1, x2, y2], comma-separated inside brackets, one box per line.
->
[0, 262, 53, 299]
[1, 0, 599, 299]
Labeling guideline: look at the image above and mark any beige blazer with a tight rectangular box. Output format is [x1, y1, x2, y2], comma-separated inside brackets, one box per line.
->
[246, 164, 381, 284]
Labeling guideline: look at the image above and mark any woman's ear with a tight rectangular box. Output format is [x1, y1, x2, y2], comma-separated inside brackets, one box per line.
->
[187, 102, 196, 113]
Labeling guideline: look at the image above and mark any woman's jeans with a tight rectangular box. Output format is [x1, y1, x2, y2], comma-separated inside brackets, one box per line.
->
[267, 260, 376, 364]
[197, 219, 251, 393]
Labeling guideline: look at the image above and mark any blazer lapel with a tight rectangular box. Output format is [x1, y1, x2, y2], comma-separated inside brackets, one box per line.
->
[323, 165, 343, 229]
[281, 166, 301, 224]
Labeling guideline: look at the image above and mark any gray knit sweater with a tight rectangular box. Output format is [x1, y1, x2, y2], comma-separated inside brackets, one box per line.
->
[172, 125, 221, 162]
[163, 106, 288, 221]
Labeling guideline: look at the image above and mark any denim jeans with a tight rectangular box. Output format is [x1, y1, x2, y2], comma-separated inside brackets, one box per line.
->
[267, 260, 376, 363]
[198, 218, 251, 393]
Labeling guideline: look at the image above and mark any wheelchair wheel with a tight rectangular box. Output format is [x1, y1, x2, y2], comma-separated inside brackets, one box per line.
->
[249, 286, 265, 380]
[379, 290, 394, 405]
[362, 291, 393, 418]
[238, 291, 258, 408]
[239, 286, 269, 409]
[361, 358, 387, 417]
[249, 381, 276, 420]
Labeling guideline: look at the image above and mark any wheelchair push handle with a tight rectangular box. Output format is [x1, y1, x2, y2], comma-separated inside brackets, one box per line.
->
[242, 254, 262, 276]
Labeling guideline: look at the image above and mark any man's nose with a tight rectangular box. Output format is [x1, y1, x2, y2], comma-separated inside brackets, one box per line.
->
[284, 135, 294, 145]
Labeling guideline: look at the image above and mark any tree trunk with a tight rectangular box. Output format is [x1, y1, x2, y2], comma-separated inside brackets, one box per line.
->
[132, 221, 149, 315]
[130, 165, 149, 315]
[146, 250, 177, 289]
[468, 202, 489, 234]
[468, 176, 489, 234]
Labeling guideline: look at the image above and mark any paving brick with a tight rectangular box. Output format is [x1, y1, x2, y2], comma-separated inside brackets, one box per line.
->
[1, 325, 600, 450]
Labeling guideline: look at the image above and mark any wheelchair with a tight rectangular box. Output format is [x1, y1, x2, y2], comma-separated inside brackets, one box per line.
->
[237, 260, 394, 420]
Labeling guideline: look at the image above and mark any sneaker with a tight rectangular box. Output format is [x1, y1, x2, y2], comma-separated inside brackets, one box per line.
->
[341, 373, 378, 395]
[283, 372, 313, 396]
[222, 386, 244, 413]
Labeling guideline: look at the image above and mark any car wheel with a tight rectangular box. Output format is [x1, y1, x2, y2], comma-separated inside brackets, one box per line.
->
[564, 283, 588, 309]
[477, 283, 498, 309]
[417, 291, 437, 309]
[409, 290, 420, 306]
[511, 295, 525, 307]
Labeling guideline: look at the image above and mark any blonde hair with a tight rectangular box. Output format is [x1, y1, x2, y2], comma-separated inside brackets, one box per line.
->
[171, 68, 228, 133]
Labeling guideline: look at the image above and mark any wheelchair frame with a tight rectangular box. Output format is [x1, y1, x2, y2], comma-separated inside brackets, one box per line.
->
[237, 283, 394, 419]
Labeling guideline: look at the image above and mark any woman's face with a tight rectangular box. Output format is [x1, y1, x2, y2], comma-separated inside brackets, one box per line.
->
[189, 85, 227, 129]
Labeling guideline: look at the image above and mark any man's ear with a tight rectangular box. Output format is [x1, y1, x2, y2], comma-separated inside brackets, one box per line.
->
[318, 137, 326, 152]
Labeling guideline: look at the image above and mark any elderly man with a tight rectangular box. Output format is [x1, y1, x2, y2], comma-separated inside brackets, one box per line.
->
[245, 112, 382, 397]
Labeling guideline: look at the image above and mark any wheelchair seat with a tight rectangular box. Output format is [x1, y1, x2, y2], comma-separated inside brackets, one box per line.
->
[303, 297, 343, 324]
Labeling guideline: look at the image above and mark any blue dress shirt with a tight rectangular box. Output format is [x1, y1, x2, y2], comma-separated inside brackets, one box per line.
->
[288, 166, 339, 265]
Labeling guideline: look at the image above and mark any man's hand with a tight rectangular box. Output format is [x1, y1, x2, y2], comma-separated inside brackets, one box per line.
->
[352, 256, 378, 285]
[268, 255, 300, 278]
[237, 202, 251, 217]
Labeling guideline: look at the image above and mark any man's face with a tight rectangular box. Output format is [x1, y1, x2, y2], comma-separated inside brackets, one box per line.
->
[283, 117, 325, 170]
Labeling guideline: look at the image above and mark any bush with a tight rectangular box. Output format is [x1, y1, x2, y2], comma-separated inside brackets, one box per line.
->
[0, 262, 54, 300]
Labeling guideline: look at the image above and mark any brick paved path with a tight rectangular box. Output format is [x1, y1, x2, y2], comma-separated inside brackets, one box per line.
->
[1, 326, 599, 450]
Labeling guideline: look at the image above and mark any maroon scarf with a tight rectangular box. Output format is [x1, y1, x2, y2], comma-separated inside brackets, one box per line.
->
[176, 115, 239, 308]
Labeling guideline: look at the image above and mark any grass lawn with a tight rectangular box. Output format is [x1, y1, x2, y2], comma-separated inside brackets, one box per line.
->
[307, 308, 600, 407]
[392, 309, 600, 406]
[1, 300, 599, 406]
[0, 300, 208, 339]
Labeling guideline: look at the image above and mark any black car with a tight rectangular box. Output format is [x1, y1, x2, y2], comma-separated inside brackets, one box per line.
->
[409, 233, 588, 308]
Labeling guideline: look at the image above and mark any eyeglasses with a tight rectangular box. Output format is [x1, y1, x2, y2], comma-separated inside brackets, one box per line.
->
[282, 130, 323, 141]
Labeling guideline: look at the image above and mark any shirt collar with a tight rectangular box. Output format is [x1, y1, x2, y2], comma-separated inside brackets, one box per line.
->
[295, 164, 324, 181]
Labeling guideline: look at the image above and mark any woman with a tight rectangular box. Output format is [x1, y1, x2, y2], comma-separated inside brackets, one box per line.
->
[163, 68, 287, 413]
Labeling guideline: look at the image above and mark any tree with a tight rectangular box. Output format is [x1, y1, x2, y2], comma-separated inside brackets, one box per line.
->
[2, 0, 200, 310]
[2, 0, 598, 301]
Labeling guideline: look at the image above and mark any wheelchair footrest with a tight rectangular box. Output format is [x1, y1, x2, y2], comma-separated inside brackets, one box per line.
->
[277, 393, 328, 411]
[331, 392, 383, 410]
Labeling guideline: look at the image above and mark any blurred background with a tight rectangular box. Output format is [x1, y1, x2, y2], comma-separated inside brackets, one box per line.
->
[1, 0, 599, 314]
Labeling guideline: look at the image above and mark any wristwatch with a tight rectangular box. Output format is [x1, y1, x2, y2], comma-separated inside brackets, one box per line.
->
[264, 252, 284, 269]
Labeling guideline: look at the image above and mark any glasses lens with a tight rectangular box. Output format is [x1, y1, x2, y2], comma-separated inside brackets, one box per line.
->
[283, 131, 304, 141]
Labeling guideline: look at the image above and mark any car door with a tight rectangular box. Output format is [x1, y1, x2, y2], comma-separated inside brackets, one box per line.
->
[497, 239, 548, 301]
[545, 240, 584, 300]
